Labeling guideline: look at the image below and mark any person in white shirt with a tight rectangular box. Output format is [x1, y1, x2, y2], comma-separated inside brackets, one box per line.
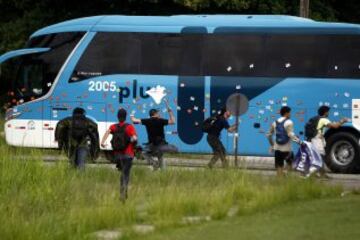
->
[267, 106, 302, 176]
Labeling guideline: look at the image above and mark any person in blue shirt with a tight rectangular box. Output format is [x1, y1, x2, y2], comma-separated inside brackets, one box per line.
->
[206, 108, 237, 168]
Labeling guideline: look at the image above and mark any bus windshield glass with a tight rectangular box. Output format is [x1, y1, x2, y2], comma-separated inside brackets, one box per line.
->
[1, 32, 84, 110]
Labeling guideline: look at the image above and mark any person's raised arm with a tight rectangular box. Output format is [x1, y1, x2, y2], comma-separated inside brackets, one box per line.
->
[130, 115, 142, 124]
[327, 118, 348, 129]
[100, 129, 111, 148]
[164, 99, 175, 125]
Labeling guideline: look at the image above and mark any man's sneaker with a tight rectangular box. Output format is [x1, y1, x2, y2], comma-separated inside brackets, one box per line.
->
[116, 163, 122, 171]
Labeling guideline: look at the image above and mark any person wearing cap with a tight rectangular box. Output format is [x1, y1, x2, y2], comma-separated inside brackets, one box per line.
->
[131, 99, 176, 170]
[206, 108, 237, 168]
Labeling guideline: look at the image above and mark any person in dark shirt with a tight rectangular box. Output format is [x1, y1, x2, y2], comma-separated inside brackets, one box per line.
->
[207, 108, 237, 168]
[131, 99, 176, 170]
[55, 107, 99, 170]
[140, 116, 169, 145]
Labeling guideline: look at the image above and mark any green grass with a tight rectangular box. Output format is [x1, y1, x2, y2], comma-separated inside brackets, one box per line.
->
[0, 123, 346, 240]
[0, 148, 343, 239]
[137, 194, 360, 240]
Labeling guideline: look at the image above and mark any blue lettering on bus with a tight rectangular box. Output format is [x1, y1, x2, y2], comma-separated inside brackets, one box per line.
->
[118, 79, 151, 103]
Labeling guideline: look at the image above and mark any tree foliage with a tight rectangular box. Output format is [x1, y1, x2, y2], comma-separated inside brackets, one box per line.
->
[0, 0, 359, 53]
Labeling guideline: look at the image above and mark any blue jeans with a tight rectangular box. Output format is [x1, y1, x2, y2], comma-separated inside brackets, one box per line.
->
[113, 154, 133, 201]
[71, 146, 88, 170]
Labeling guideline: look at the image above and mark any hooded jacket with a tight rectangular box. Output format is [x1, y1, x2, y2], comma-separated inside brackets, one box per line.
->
[55, 116, 100, 160]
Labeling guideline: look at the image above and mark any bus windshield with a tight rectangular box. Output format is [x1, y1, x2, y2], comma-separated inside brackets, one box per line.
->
[1, 32, 85, 110]
[1, 54, 48, 109]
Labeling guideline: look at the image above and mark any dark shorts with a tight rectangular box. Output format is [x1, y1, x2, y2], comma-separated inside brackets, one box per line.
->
[274, 150, 293, 168]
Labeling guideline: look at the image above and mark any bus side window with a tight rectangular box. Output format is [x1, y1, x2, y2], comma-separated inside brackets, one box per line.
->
[71, 32, 141, 81]
[265, 34, 329, 78]
[161, 35, 182, 74]
[140, 34, 162, 74]
[140, 34, 182, 75]
[203, 34, 266, 77]
[180, 34, 204, 76]
[328, 35, 360, 78]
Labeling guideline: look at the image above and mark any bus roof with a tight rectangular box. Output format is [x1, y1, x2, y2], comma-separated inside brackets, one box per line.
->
[31, 15, 360, 37]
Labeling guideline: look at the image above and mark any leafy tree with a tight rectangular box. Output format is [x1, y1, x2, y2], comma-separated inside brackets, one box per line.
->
[1, 0, 360, 54]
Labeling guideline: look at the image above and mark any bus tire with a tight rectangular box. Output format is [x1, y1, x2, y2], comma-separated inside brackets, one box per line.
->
[325, 132, 360, 173]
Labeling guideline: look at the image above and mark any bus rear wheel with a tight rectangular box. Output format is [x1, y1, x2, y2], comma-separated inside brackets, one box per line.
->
[325, 132, 360, 173]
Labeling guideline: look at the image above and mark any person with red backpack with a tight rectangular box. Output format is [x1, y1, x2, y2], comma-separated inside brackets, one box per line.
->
[101, 108, 137, 202]
[267, 106, 302, 176]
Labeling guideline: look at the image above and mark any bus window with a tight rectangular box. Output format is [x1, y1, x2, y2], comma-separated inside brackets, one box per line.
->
[71, 32, 204, 79]
[179, 34, 204, 76]
[140, 34, 162, 74]
[161, 35, 182, 74]
[328, 35, 360, 78]
[203, 34, 266, 76]
[71, 33, 141, 81]
[140, 34, 182, 75]
[16, 58, 45, 97]
[265, 34, 329, 78]
[2, 32, 84, 109]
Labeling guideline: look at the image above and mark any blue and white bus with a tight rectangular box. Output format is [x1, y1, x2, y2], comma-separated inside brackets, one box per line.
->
[1, 15, 360, 173]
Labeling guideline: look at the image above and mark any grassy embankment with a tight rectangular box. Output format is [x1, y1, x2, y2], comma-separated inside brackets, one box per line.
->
[137, 195, 360, 240]
[0, 134, 345, 240]
[0, 118, 351, 240]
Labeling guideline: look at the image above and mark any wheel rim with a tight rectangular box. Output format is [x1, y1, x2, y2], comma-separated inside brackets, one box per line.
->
[330, 140, 355, 166]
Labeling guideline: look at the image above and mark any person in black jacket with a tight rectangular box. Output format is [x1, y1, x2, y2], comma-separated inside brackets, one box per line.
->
[55, 107, 99, 169]
[206, 108, 237, 168]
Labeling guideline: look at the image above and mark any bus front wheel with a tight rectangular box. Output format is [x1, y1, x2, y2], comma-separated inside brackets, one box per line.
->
[325, 132, 360, 173]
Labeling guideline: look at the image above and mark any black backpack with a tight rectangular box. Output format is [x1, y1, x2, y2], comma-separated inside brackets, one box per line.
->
[304, 116, 321, 141]
[70, 115, 89, 143]
[275, 119, 290, 145]
[202, 116, 218, 133]
[111, 124, 131, 151]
